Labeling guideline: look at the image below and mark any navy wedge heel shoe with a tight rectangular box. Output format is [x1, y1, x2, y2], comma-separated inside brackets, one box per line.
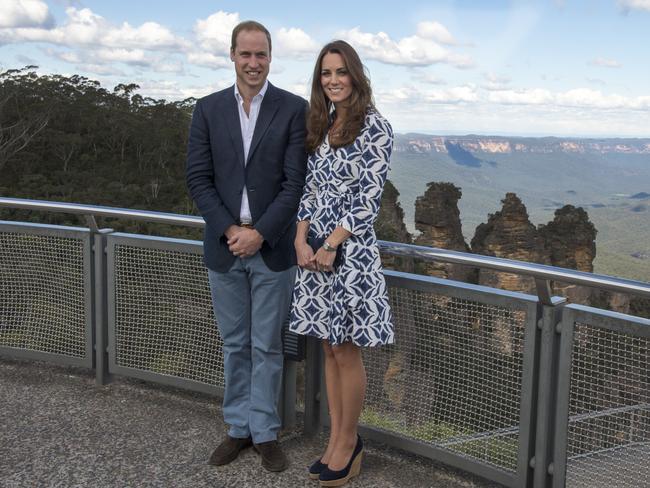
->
[319, 435, 363, 487]
[309, 458, 328, 480]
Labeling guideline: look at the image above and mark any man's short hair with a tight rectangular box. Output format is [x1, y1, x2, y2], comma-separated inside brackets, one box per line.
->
[231, 20, 272, 54]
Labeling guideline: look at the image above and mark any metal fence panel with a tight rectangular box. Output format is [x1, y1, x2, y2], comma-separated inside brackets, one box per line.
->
[357, 271, 539, 487]
[555, 305, 650, 488]
[0, 221, 93, 367]
[106, 233, 224, 395]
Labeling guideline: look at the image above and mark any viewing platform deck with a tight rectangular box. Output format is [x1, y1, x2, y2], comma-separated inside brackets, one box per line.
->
[2, 198, 650, 487]
[0, 358, 497, 488]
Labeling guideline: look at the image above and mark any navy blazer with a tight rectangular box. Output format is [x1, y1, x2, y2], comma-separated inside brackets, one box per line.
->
[186, 83, 308, 272]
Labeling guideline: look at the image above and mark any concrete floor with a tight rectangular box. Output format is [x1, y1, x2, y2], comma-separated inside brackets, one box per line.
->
[0, 357, 501, 488]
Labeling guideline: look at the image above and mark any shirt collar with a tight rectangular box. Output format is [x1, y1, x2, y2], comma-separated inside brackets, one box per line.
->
[234, 80, 269, 103]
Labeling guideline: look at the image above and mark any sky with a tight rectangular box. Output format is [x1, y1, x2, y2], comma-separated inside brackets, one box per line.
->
[1, 0, 650, 137]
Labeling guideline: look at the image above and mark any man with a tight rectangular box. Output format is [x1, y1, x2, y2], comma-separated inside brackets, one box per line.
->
[186, 20, 307, 472]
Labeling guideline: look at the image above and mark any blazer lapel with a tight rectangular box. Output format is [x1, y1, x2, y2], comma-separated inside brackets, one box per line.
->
[223, 87, 245, 166]
[247, 83, 280, 165]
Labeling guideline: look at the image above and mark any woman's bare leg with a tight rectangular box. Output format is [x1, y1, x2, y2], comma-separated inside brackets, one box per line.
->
[320, 340, 342, 464]
[327, 341, 366, 470]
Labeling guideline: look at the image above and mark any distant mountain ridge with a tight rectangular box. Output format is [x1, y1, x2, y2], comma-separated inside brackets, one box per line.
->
[395, 134, 650, 155]
[386, 132, 650, 282]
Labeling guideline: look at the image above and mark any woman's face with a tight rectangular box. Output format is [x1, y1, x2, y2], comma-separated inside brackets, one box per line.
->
[320, 52, 353, 105]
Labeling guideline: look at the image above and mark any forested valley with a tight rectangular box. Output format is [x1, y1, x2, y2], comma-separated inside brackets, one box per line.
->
[0, 67, 200, 238]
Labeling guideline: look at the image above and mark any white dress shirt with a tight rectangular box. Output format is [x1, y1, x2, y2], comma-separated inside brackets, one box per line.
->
[234, 80, 268, 224]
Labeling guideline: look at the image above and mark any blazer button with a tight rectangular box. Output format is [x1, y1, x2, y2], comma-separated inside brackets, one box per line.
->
[249, 187, 256, 192]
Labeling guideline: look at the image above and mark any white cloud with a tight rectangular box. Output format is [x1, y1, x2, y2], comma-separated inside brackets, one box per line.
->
[152, 60, 184, 74]
[46, 48, 81, 63]
[135, 79, 231, 100]
[425, 85, 479, 103]
[487, 86, 650, 111]
[485, 72, 511, 84]
[286, 80, 309, 99]
[193, 10, 240, 54]
[186, 51, 230, 69]
[387, 98, 650, 138]
[483, 72, 511, 91]
[47, 45, 181, 73]
[275, 27, 319, 59]
[618, 0, 650, 11]
[488, 88, 559, 105]
[270, 63, 286, 75]
[411, 70, 446, 85]
[337, 26, 473, 68]
[589, 57, 621, 68]
[416, 21, 457, 45]
[556, 88, 630, 109]
[383, 82, 650, 114]
[77, 63, 125, 76]
[95, 48, 148, 65]
[0, 0, 53, 28]
[586, 77, 606, 85]
[102, 21, 187, 50]
[0, 7, 187, 51]
[378, 84, 478, 105]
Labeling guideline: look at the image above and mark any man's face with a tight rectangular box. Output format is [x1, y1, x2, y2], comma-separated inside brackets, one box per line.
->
[230, 29, 271, 95]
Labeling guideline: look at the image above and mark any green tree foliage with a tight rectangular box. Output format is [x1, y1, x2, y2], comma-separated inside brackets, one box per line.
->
[0, 67, 199, 238]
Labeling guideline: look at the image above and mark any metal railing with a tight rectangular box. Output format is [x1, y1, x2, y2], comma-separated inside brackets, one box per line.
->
[552, 305, 650, 488]
[1, 197, 649, 488]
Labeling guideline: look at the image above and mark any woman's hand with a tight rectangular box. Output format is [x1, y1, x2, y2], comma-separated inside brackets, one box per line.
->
[310, 247, 337, 273]
[295, 241, 316, 270]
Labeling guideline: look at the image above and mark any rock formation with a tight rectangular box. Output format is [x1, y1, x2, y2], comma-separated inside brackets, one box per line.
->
[538, 205, 596, 272]
[414, 182, 474, 282]
[538, 205, 597, 303]
[375, 180, 414, 272]
[471, 193, 550, 294]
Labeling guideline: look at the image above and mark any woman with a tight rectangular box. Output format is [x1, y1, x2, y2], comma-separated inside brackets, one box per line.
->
[289, 40, 394, 487]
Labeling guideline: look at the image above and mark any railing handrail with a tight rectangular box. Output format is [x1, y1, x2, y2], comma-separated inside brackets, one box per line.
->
[1, 196, 649, 299]
[0, 197, 204, 227]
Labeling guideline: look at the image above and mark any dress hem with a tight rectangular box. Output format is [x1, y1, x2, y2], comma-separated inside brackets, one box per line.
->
[289, 328, 395, 348]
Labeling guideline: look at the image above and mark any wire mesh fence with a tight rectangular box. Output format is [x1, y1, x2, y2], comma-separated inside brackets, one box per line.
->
[111, 242, 224, 388]
[361, 285, 529, 473]
[5, 216, 650, 488]
[0, 228, 88, 359]
[565, 321, 650, 487]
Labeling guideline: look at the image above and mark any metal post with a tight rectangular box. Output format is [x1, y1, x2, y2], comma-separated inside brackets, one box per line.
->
[93, 229, 113, 386]
[532, 297, 566, 488]
[303, 336, 323, 436]
[550, 309, 576, 488]
[280, 358, 298, 430]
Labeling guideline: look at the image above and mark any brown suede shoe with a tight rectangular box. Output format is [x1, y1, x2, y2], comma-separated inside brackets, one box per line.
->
[208, 435, 252, 466]
[254, 440, 289, 472]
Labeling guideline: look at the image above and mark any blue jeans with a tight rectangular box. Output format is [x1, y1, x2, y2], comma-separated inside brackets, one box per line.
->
[208, 253, 295, 444]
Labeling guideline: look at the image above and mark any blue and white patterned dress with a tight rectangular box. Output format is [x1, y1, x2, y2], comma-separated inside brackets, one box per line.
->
[289, 109, 394, 347]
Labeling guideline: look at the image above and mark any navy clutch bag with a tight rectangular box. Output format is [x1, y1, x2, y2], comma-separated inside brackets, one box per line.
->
[307, 236, 343, 269]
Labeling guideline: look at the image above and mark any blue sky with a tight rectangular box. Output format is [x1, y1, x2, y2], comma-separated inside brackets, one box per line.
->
[1, 0, 649, 137]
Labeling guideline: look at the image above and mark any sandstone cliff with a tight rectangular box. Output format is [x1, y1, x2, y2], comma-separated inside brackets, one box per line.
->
[375, 180, 414, 272]
[538, 205, 597, 303]
[393, 134, 650, 155]
[471, 193, 550, 294]
[414, 182, 474, 282]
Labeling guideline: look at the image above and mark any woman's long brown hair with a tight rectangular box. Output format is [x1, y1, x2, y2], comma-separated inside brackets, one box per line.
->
[306, 40, 374, 152]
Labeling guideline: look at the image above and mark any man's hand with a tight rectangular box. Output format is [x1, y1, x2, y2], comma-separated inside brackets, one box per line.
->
[224, 224, 243, 241]
[228, 228, 263, 258]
